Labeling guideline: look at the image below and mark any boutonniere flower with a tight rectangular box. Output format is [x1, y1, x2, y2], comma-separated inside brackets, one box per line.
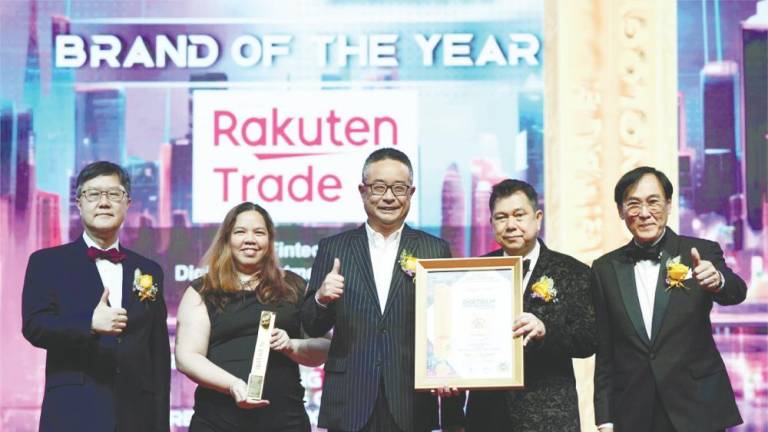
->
[133, 269, 158, 302]
[399, 249, 417, 278]
[531, 275, 558, 303]
[665, 256, 692, 291]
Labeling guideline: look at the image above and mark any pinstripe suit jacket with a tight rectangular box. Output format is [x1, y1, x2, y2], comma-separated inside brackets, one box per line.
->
[301, 224, 464, 432]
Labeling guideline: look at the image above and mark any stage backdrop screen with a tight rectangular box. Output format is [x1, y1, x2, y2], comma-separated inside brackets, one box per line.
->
[0, 1, 544, 430]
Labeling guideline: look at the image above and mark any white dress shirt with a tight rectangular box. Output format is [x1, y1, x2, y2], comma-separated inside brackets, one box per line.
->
[634, 259, 660, 339]
[504, 239, 541, 288]
[365, 223, 404, 313]
[598, 232, 666, 431]
[631, 230, 668, 339]
[83, 233, 123, 308]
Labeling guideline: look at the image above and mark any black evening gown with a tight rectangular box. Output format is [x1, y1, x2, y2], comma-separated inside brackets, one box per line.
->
[188, 272, 311, 432]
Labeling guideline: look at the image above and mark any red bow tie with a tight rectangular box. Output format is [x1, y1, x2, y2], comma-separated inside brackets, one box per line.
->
[87, 246, 126, 263]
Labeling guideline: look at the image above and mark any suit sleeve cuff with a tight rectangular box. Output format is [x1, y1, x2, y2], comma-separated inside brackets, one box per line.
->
[314, 291, 328, 309]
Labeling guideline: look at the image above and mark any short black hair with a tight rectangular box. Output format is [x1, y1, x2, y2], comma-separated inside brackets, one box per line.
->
[75, 161, 132, 197]
[613, 166, 673, 207]
[362, 148, 414, 183]
[489, 179, 539, 213]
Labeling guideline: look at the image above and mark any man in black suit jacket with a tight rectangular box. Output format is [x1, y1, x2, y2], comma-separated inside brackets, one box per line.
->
[301, 148, 464, 432]
[592, 166, 746, 432]
[22, 161, 170, 432]
[466, 179, 597, 431]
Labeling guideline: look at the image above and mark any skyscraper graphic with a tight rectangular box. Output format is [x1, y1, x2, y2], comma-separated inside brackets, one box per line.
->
[441, 163, 466, 257]
[36, 191, 61, 249]
[181, 73, 228, 224]
[22, 0, 40, 116]
[696, 61, 740, 219]
[470, 158, 504, 257]
[158, 142, 172, 228]
[169, 136, 192, 226]
[743, 1, 768, 231]
[678, 92, 695, 209]
[14, 111, 34, 217]
[0, 103, 16, 197]
[519, 91, 544, 195]
[74, 88, 126, 172]
[126, 160, 160, 227]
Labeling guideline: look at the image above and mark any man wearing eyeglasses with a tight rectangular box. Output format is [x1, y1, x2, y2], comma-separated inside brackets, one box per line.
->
[302, 148, 465, 432]
[21, 161, 170, 432]
[592, 166, 746, 432]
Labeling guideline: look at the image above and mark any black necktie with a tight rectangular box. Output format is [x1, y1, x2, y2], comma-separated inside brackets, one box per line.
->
[523, 259, 531, 277]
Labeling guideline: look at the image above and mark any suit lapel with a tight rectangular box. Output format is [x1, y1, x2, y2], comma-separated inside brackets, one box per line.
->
[383, 226, 418, 317]
[121, 250, 136, 311]
[650, 230, 680, 344]
[523, 242, 549, 311]
[611, 245, 651, 346]
[73, 238, 107, 303]
[350, 226, 382, 313]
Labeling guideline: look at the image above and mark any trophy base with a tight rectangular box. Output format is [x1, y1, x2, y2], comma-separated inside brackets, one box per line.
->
[245, 373, 265, 402]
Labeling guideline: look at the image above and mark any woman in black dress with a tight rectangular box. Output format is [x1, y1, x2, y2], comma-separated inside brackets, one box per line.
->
[175, 202, 329, 432]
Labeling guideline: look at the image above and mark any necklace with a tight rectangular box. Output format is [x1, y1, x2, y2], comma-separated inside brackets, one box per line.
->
[239, 276, 261, 291]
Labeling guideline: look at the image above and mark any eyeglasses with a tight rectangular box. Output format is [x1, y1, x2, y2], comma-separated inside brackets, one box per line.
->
[623, 199, 666, 217]
[80, 189, 128, 203]
[364, 182, 412, 197]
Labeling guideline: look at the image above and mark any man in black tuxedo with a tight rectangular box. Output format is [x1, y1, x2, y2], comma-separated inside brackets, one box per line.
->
[592, 166, 746, 432]
[22, 161, 170, 431]
[301, 148, 464, 432]
[466, 179, 597, 431]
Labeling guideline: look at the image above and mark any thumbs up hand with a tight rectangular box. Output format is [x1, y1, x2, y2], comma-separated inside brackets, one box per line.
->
[690, 247, 723, 293]
[91, 288, 128, 335]
[316, 258, 344, 306]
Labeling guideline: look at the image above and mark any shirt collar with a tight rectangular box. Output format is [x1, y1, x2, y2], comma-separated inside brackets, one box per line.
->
[503, 238, 541, 262]
[365, 222, 404, 246]
[83, 232, 120, 251]
[632, 227, 667, 248]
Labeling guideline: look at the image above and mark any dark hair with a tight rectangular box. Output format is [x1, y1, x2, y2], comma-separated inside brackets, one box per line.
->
[362, 148, 414, 183]
[75, 161, 132, 196]
[613, 166, 674, 207]
[199, 202, 296, 310]
[489, 179, 539, 213]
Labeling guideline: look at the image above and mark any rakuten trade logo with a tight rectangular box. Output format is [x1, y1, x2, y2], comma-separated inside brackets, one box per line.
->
[192, 89, 419, 224]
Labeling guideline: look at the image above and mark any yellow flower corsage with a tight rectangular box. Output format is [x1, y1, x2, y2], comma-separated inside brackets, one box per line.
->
[665, 256, 691, 291]
[531, 275, 558, 303]
[133, 269, 158, 302]
[399, 249, 417, 278]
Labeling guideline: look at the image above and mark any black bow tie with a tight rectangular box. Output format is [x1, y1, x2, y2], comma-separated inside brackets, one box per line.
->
[523, 259, 531, 277]
[626, 244, 662, 263]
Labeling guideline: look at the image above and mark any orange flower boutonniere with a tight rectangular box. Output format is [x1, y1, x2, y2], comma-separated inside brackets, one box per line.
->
[399, 250, 417, 278]
[665, 256, 691, 291]
[133, 269, 158, 302]
[531, 276, 558, 303]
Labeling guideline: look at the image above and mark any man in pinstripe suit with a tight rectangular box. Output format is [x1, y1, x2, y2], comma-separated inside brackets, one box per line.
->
[302, 148, 465, 432]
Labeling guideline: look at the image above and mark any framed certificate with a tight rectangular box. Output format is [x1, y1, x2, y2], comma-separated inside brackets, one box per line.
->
[414, 256, 524, 390]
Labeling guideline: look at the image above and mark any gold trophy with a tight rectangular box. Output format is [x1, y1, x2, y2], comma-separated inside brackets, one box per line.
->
[246, 311, 276, 402]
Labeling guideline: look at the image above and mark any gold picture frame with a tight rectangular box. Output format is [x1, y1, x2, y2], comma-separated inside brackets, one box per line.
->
[414, 256, 524, 390]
